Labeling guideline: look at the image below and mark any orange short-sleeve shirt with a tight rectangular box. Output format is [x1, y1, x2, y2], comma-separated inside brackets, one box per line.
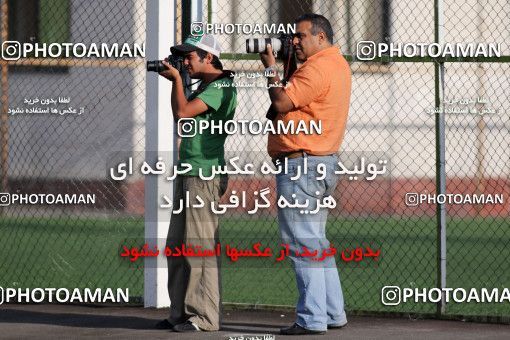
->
[268, 46, 352, 159]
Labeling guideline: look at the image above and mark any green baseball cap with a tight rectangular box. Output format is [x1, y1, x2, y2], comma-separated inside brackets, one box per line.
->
[171, 34, 222, 57]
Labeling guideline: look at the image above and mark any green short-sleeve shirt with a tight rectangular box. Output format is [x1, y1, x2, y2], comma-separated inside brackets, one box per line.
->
[179, 75, 237, 177]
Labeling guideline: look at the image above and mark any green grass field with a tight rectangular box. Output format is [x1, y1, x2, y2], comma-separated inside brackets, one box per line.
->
[1, 215, 509, 317]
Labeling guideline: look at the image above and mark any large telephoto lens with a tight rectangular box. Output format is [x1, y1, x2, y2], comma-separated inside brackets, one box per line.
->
[146, 60, 165, 72]
[245, 38, 282, 53]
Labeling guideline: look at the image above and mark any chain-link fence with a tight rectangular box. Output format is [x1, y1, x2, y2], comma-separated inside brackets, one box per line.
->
[206, 0, 510, 320]
[1, 0, 509, 321]
[0, 0, 147, 300]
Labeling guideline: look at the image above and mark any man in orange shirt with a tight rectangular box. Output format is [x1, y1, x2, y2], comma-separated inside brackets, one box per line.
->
[260, 13, 352, 335]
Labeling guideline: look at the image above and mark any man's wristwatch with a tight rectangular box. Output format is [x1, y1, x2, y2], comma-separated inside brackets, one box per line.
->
[264, 65, 277, 78]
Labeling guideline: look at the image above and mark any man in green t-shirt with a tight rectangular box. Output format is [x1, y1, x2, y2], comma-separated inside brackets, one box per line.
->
[156, 34, 236, 333]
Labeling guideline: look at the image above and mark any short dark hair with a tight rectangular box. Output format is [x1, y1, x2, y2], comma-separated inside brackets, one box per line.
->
[196, 48, 223, 70]
[295, 13, 334, 44]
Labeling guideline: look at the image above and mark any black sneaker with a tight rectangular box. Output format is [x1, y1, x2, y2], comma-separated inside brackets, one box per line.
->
[173, 321, 201, 332]
[280, 323, 325, 335]
[154, 319, 175, 330]
[327, 321, 347, 329]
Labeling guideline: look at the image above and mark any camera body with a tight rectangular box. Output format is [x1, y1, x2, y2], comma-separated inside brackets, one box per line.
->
[245, 34, 293, 60]
[146, 54, 185, 73]
[246, 34, 297, 121]
[147, 54, 192, 98]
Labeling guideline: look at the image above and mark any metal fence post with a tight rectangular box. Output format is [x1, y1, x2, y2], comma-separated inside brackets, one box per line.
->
[434, 0, 447, 316]
[144, 0, 176, 308]
[0, 0, 9, 204]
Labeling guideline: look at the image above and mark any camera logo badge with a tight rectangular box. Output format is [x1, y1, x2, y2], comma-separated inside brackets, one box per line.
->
[0, 193, 10, 206]
[2, 41, 22, 61]
[405, 193, 419, 207]
[381, 286, 401, 306]
[356, 41, 377, 61]
[191, 22, 204, 37]
[178, 118, 197, 138]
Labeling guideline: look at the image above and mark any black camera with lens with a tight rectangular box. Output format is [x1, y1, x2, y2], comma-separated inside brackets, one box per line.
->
[246, 33, 297, 120]
[147, 54, 192, 98]
[146, 54, 185, 73]
[245, 33, 293, 61]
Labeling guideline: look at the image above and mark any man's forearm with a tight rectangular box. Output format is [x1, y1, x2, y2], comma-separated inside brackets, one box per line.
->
[260, 46, 294, 113]
[171, 77, 187, 121]
[267, 74, 285, 103]
[266, 72, 294, 113]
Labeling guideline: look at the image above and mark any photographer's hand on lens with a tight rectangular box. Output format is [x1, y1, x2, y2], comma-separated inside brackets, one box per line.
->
[260, 44, 276, 68]
[159, 59, 181, 81]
